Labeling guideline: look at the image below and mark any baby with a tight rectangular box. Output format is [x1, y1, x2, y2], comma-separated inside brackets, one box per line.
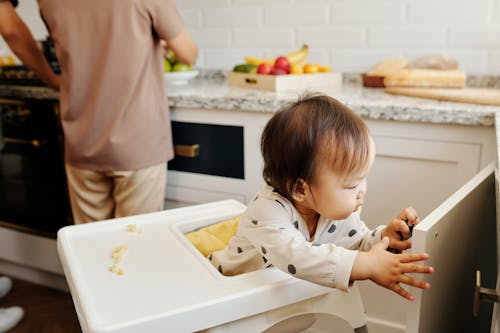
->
[210, 94, 433, 300]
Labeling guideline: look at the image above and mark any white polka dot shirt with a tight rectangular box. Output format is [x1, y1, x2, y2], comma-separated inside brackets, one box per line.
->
[209, 185, 384, 291]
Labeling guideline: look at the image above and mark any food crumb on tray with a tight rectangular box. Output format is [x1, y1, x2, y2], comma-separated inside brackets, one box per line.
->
[111, 244, 128, 264]
[126, 224, 141, 233]
[109, 244, 128, 276]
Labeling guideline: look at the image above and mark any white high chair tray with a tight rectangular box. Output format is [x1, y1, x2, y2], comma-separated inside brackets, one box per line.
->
[57, 200, 332, 333]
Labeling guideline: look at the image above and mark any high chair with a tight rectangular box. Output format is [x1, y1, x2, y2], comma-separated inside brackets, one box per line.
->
[57, 200, 368, 333]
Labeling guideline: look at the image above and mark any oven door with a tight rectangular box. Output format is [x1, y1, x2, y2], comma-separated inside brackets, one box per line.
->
[0, 99, 72, 237]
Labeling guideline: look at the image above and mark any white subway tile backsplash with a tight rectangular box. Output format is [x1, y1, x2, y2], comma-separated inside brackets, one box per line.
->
[233, 0, 291, 4]
[232, 28, 293, 48]
[408, 0, 491, 24]
[495, 1, 500, 21]
[191, 29, 231, 47]
[297, 27, 365, 48]
[368, 27, 444, 48]
[204, 7, 260, 27]
[329, 50, 405, 73]
[488, 52, 500, 74]
[178, 0, 230, 8]
[204, 49, 253, 69]
[304, 49, 330, 66]
[13, 0, 500, 74]
[264, 6, 329, 26]
[448, 26, 500, 48]
[180, 9, 202, 29]
[441, 51, 488, 74]
[331, 2, 405, 24]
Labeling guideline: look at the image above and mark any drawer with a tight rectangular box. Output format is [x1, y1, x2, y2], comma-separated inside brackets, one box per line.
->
[168, 121, 244, 179]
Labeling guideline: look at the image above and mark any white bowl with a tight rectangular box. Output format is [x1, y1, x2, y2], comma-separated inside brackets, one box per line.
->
[164, 70, 199, 85]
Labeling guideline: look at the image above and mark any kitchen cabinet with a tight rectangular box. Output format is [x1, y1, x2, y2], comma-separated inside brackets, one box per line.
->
[167, 106, 497, 333]
[166, 107, 267, 207]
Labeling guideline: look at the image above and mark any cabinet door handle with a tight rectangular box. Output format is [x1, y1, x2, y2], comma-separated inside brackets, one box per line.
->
[174, 144, 200, 158]
[3, 137, 46, 148]
[474, 270, 500, 317]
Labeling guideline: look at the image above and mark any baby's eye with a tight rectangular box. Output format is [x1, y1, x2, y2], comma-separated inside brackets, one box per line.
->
[345, 184, 358, 190]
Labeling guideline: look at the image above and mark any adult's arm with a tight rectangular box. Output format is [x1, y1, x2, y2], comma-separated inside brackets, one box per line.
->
[0, 1, 59, 89]
[165, 27, 198, 66]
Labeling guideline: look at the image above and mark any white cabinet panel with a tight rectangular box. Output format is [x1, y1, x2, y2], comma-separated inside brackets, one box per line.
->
[363, 135, 481, 227]
[408, 163, 497, 333]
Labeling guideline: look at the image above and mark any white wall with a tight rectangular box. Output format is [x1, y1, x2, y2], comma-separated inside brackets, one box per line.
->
[4, 0, 500, 74]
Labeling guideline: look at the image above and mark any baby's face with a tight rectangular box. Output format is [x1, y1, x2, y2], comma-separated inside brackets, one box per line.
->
[307, 138, 376, 220]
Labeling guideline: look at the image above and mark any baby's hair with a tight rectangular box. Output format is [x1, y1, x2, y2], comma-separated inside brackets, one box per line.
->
[261, 93, 372, 202]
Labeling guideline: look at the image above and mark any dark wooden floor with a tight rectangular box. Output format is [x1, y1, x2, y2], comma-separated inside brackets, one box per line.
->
[0, 274, 81, 333]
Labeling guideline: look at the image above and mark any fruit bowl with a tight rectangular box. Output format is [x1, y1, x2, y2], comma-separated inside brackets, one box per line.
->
[164, 70, 199, 85]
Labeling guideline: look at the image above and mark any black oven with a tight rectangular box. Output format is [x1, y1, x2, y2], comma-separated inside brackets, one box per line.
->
[0, 98, 72, 237]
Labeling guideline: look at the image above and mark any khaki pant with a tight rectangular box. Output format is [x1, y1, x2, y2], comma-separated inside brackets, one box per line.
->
[65, 163, 167, 224]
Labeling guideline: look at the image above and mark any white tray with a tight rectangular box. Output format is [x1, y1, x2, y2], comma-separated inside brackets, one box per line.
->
[58, 200, 332, 333]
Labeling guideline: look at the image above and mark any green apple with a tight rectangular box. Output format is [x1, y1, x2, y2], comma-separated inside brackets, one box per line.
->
[165, 49, 176, 63]
[172, 62, 193, 72]
[164, 59, 172, 72]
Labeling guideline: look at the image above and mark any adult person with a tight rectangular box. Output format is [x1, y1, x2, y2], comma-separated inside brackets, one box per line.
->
[0, 0, 59, 89]
[0, 1, 61, 330]
[37, 0, 198, 224]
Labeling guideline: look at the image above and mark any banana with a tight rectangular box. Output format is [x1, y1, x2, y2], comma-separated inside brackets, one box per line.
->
[244, 44, 309, 67]
[285, 44, 309, 66]
[244, 56, 275, 67]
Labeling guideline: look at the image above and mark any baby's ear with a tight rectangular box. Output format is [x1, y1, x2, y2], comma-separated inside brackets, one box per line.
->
[291, 179, 306, 202]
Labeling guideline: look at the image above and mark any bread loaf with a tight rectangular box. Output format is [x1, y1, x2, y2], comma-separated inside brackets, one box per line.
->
[408, 54, 458, 70]
[367, 57, 408, 77]
[384, 69, 466, 88]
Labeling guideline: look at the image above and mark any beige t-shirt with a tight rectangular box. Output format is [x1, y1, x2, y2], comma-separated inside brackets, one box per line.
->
[38, 0, 183, 171]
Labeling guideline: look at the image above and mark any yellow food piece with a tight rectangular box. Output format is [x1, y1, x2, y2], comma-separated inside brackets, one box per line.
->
[285, 44, 309, 66]
[318, 65, 331, 73]
[367, 57, 408, 76]
[126, 224, 140, 233]
[290, 64, 304, 74]
[244, 56, 275, 67]
[111, 244, 128, 264]
[244, 44, 308, 67]
[383, 69, 466, 88]
[185, 216, 240, 257]
[304, 63, 320, 74]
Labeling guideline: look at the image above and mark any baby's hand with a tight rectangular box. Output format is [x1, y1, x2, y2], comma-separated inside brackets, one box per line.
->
[382, 206, 420, 252]
[352, 237, 433, 300]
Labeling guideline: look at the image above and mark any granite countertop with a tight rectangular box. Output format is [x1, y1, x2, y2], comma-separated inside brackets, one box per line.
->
[1, 71, 500, 126]
[167, 72, 500, 127]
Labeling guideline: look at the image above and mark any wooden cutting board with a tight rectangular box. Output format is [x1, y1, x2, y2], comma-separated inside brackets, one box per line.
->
[385, 87, 500, 106]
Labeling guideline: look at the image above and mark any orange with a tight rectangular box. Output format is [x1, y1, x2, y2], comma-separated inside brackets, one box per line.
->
[319, 65, 331, 73]
[290, 64, 304, 74]
[303, 63, 320, 74]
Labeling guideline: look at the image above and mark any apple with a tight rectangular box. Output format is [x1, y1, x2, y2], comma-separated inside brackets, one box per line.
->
[257, 63, 273, 75]
[164, 59, 172, 72]
[165, 49, 176, 63]
[274, 56, 290, 74]
[172, 62, 193, 72]
[270, 67, 288, 75]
